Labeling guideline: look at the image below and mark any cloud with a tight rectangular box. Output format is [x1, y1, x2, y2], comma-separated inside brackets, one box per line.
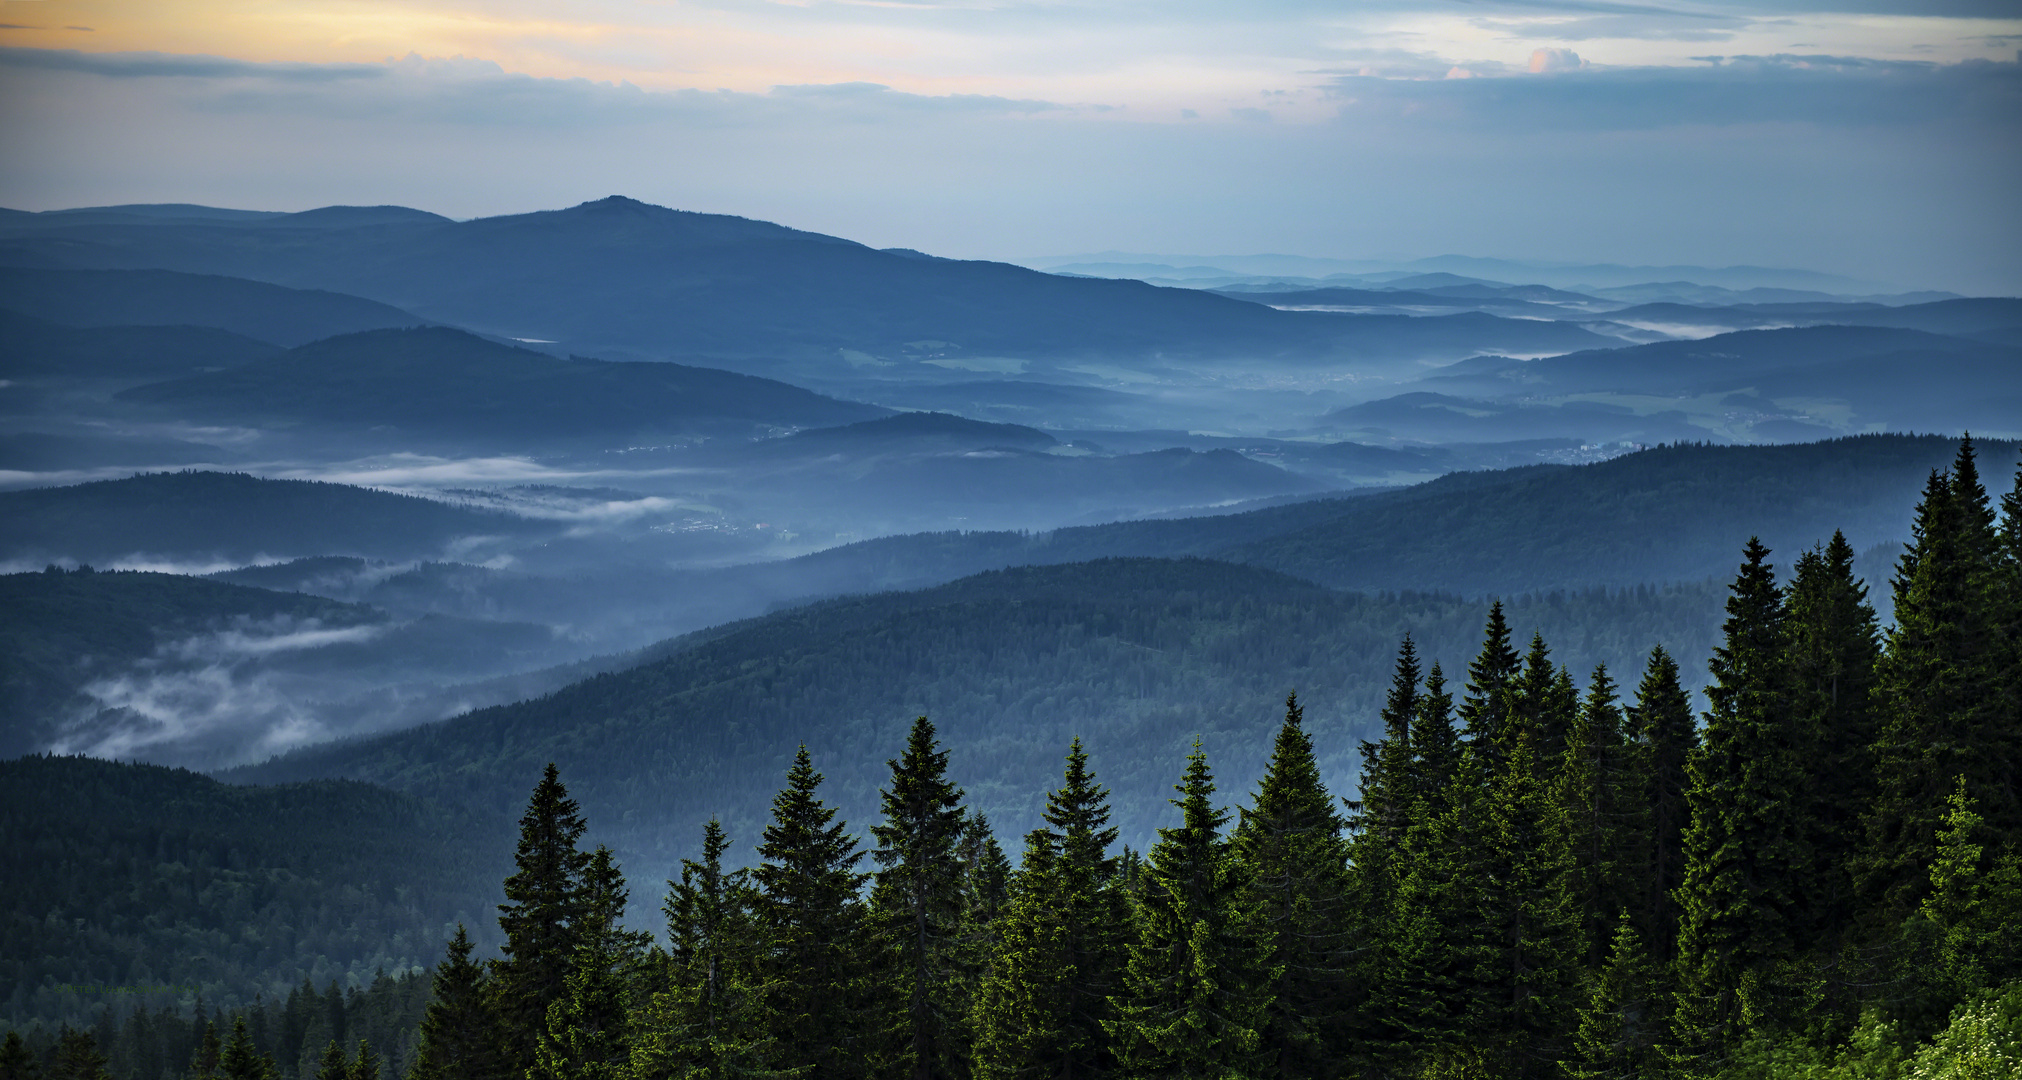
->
[1530, 48, 1586, 72]
[1326, 53, 2022, 130]
[0, 45, 384, 82]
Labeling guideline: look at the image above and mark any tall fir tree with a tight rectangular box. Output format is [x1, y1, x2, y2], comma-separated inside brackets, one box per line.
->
[410, 926, 510, 1080]
[1673, 538, 1810, 1063]
[1783, 531, 1882, 942]
[1233, 693, 1352, 1079]
[1106, 741, 1274, 1079]
[867, 717, 972, 1080]
[1862, 441, 2017, 921]
[494, 764, 594, 1073]
[1626, 646, 1694, 966]
[751, 746, 871, 1080]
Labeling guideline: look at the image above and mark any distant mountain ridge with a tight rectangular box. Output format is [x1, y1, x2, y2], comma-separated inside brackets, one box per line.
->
[0, 196, 1622, 383]
[118, 326, 891, 444]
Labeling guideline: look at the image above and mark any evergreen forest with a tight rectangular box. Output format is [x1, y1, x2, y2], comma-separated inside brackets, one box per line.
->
[7, 437, 2020, 1078]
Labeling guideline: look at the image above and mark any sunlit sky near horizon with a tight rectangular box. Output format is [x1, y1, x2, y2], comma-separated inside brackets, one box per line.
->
[1, 1, 2019, 291]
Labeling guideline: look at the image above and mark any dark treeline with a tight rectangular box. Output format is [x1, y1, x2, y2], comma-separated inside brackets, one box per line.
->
[10, 437, 2019, 1078]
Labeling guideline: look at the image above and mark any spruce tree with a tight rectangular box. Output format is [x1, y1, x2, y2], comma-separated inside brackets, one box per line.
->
[1233, 693, 1352, 1078]
[1352, 638, 1420, 851]
[1673, 538, 1809, 1062]
[410, 926, 509, 1080]
[1569, 913, 1663, 1080]
[1784, 532, 1881, 942]
[1558, 665, 1630, 966]
[867, 717, 971, 1080]
[1626, 646, 1694, 964]
[1476, 724, 1584, 1076]
[529, 938, 633, 1080]
[314, 1042, 346, 1080]
[0, 1033, 39, 1080]
[751, 746, 871, 1079]
[1919, 778, 2022, 995]
[971, 833, 1078, 1079]
[634, 819, 781, 1080]
[1460, 602, 1523, 775]
[189, 1021, 222, 1080]
[971, 738, 1128, 1079]
[1411, 662, 1460, 811]
[1106, 741, 1273, 1079]
[216, 1020, 272, 1080]
[51, 1032, 113, 1080]
[1862, 445, 2015, 920]
[494, 764, 594, 1072]
[347, 1041, 381, 1080]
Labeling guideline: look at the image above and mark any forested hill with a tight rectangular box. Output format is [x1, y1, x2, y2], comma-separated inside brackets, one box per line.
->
[699, 434, 2014, 605]
[0, 755, 508, 1030]
[0, 471, 554, 566]
[232, 556, 1731, 867]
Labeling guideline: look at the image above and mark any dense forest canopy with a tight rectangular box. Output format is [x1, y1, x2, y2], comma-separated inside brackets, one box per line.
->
[8, 437, 2019, 1079]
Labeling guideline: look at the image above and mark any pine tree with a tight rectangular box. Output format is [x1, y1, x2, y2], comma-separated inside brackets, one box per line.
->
[751, 746, 871, 1079]
[1784, 531, 1882, 943]
[1626, 646, 1694, 965]
[957, 812, 1011, 953]
[410, 926, 509, 1080]
[494, 763, 594, 1072]
[1106, 741, 1274, 1079]
[1569, 913, 1663, 1080]
[1673, 538, 1809, 1062]
[1344, 645, 1424, 1069]
[867, 717, 971, 1080]
[1862, 442, 2016, 920]
[1233, 693, 1352, 1078]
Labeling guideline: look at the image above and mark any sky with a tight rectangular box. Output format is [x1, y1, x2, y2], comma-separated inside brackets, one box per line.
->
[1, 1, 2019, 292]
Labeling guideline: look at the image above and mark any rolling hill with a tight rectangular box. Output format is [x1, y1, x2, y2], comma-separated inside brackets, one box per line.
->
[117, 326, 891, 444]
[0, 470, 555, 566]
[0, 267, 428, 348]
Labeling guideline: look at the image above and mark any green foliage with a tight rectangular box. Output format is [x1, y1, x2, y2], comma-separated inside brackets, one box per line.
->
[1105, 743, 1274, 1079]
[494, 765, 595, 1072]
[865, 718, 971, 1080]
[0, 756, 502, 1032]
[1231, 694, 1351, 1078]
[749, 748, 871, 1079]
[409, 928, 508, 1080]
